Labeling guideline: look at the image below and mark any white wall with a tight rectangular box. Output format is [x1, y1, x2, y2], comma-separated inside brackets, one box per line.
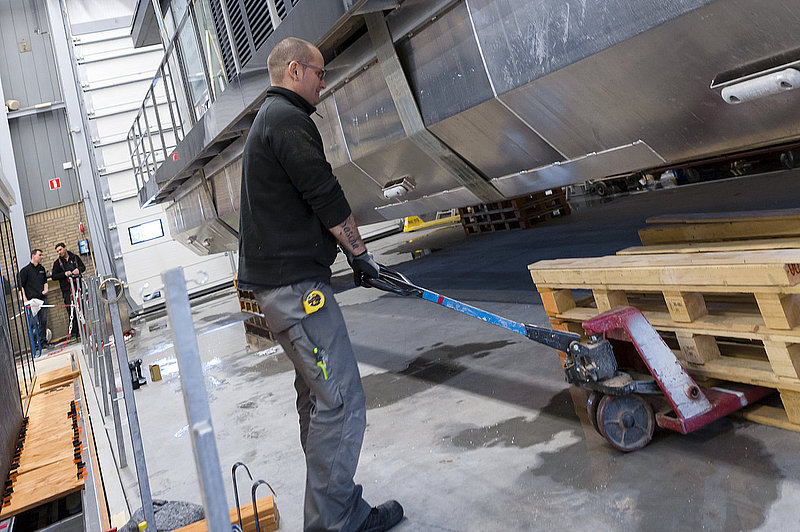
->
[72, 23, 235, 308]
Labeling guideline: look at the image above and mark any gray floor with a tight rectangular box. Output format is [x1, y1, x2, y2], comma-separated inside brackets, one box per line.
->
[92, 171, 800, 531]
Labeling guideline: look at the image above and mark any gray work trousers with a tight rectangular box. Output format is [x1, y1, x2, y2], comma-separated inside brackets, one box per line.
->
[255, 280, 371, 532]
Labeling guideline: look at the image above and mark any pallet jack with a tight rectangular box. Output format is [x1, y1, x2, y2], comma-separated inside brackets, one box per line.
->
[363, 265, 773, 451]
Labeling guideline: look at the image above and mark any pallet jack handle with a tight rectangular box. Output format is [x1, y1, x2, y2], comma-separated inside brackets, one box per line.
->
[362, 264, 583, 353]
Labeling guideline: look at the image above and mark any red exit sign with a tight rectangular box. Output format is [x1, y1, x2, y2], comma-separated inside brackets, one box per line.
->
[49, 178, 61, 190]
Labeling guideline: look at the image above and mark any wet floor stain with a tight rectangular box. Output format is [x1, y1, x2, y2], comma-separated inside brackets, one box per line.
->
[239, 352, 295, 379]
[443, 389, 781, 530]
[448, 416, 556, 449]
[447, 390, 579, 450]
[362, 340, 515, 409]
[525, 394, 780, 531]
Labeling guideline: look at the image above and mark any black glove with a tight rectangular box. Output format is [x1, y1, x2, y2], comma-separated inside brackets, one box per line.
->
[346, 250, 380, 287]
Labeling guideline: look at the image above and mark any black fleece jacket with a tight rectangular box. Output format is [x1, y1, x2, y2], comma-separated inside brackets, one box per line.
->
[52, 251, 86, 296]
[237, 87, 351, 289]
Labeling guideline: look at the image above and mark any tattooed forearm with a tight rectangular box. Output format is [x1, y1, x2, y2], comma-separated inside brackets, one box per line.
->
[330, 214, 366, 255]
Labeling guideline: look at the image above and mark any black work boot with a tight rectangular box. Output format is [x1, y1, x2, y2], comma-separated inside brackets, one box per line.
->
[355, 500, 404, 532]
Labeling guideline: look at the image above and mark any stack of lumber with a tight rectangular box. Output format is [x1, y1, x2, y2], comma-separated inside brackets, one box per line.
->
[529, 208, 800, 433]
[459, 188, 570, 235]
[1, 366, 85, 518]
[175, 494, 279, 531]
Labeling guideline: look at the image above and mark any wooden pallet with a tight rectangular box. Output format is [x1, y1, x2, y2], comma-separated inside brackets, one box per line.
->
[638, 209, 800, 245]
[530, 249, 800, 430]
[458, 189, 570, 235]
[174, 495, 279, 532]
[234, 278, 275, 341]
[1, 368, 85, 518]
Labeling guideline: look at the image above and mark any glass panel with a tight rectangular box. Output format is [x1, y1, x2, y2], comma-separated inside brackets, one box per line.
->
[177, 13, 211, 120]
[195, 0, 228, 98]
[164, 0, 190, 41]
[166, 47, 194, 133]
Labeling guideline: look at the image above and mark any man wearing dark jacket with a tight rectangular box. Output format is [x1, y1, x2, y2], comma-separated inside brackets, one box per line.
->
[237, 37, 403, 532]
[19, 249, 49, 349]
[51, 242, 86, 340]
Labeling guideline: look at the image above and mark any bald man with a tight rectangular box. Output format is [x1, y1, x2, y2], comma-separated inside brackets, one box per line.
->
[237, 37, 403, 532]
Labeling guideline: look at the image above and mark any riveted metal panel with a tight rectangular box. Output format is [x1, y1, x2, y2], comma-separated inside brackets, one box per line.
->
[335, 63, 406, 161]
[467, 0, 714, 96]
[395, 3, 493, 125]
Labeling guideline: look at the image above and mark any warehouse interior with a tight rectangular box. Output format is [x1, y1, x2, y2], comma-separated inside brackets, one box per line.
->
[2, 1, 800, 531]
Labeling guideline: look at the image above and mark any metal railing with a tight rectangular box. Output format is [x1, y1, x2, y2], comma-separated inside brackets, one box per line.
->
[77, 267, 248, 531]
[128, 0, 297, 197]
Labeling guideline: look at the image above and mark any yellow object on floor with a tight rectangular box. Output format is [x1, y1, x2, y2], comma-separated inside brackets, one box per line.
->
[403, 214, 460, 232]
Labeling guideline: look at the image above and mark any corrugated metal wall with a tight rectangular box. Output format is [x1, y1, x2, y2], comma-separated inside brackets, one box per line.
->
[0, 0, 81, 213]
[9, 114, 79, 211]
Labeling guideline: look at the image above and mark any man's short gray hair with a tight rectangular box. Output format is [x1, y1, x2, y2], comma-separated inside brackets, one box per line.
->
[268, 37, 317, 84]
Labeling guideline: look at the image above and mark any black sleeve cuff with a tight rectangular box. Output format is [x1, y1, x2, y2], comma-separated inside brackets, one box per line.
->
[318, 197, 352, 229]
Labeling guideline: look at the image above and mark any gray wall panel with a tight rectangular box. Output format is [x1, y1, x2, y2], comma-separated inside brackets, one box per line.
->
[0, 0, 61, 108]
[9, 112, 80, 213]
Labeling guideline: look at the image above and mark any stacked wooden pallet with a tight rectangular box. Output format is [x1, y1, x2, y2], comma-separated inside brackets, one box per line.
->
[459, 188, 570, 235]
[233, 278, 275, 343]
[530, 208, 800, 432]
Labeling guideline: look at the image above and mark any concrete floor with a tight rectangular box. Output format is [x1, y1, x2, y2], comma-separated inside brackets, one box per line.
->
[84, 170, 800, 531]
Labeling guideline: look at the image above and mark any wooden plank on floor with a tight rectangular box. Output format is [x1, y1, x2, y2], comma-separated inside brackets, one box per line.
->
[638, 219, 800, 245]
[645, 209, 800, 225]
[617, 238, 800, 256]
[734, 404, 800, 433]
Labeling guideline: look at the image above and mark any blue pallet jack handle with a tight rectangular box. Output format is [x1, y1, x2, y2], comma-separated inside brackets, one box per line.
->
[361, 264, 582, 353]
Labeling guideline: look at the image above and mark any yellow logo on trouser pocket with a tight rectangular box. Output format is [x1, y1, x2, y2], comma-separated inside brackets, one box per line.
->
[303, 290, 325, 314]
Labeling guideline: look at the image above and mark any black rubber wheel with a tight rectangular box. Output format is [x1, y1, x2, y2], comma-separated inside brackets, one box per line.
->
[594, 181, 609, 197]
[586, 391, 603, 435]
[596, 394, 655, 452]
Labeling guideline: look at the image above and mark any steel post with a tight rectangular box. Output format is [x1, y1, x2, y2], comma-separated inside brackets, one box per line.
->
[163, 267, 230, 532]
[78, 279, 92, 371]
[100, 279, 127, 469]
[105, 281, 156, 529]
[91, 278, 110, 416]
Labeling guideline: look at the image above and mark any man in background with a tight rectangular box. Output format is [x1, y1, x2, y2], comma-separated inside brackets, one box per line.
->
[19, 249, 49, 350]
[51, 242, 86, 341]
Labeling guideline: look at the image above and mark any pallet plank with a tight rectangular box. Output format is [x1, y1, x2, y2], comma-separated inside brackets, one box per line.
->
[638, 219, 800, 245]
[755, 293, 800, 329]
[646, 209, 800, 225]
[778, 389, 800, 424]
[618, 238, 800, 255]
[592, 289, 628, 313]
[675, 332, 720, 364]
[539, 289, 576, 316]
[663, 291, 707, 322]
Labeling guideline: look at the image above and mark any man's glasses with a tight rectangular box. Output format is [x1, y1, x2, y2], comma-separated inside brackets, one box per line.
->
[289, 61, 327, 81]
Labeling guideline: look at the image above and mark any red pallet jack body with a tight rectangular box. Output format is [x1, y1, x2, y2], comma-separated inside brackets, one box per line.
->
[582, 307, 772, 443]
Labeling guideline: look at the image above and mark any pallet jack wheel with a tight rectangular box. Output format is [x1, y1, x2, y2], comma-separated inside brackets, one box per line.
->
[596, 394, 655, 452]
[586, 391, 603, 435]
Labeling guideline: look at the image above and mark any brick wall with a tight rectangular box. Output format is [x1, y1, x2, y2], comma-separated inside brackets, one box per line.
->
[22, 203, 96, 341]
